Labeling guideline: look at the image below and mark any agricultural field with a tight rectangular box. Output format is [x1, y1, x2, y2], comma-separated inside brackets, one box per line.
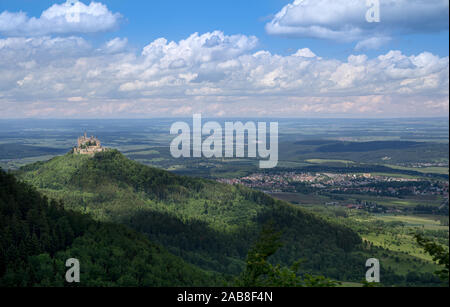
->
[386, 164, 449, 175]
[0, 118, 448, 175]
[295, 203, 448, 276]
[306, 159, 355, 165]
[361, 214, 448, 272]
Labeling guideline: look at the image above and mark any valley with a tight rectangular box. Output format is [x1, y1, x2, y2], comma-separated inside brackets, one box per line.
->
[0, 118, 448, 287]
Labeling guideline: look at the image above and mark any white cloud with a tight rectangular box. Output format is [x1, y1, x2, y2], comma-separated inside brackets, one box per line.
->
[0, 31, 448, 118]
[16, 74, 33, 87]
[102, 37, 128, 53]
[67, 96, 84, 102]
[266, 0, 449, 49]
[141, 31, 258, 69]
[0, 0, 121, 36]
[293, 48, 317, 58]
[355, 36, 391, 51]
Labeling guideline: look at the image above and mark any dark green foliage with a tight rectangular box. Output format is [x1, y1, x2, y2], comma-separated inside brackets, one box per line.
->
[255, 203, 365, 281]
[0, 168, 223, 287]
[236, 223, 339, 287]
[124, 210, 251, 274]
[0, 169, 87, 279]
[415, 234, 449, 284]
[16, 150, 367, 282]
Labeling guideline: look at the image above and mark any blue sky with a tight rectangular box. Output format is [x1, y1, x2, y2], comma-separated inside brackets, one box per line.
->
[0, 0, 448, 118]
[2, 0, 448, 59]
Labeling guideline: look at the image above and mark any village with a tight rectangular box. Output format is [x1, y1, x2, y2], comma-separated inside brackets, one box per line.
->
[218, 171, 449, 213]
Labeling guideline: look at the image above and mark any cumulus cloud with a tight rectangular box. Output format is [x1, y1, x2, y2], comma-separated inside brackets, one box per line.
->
[355, 36, 392, 51]
[266, 0, 449, 49]
[0, 31, 448, 118]
[0, 36, 92, 95]
[0, 1, 446, 118]
[102, 37, 128, 53]
[293, 48, 317, 58]
[0, 0, 121, 36]
[141, 31, 258, 68]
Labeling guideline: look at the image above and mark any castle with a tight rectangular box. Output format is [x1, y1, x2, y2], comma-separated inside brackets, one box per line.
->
[73, 133, 105, 155]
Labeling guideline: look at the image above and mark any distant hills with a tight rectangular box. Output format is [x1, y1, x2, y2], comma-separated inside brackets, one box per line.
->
[313, 141, 423, 153]
[279, 140, 449, 170]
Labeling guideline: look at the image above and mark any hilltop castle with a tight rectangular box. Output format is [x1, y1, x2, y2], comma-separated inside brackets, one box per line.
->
[73, 133, 105, 155]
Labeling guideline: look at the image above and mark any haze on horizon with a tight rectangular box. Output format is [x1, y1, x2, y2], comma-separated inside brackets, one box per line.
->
[0, 0, 448, 119]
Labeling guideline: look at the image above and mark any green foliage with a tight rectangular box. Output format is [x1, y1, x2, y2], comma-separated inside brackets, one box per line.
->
[0, 168, 223, 287]
[361, 281, 381, 287]
[414, 234, 449, 284]
[15, 150, 367, 282]
[235, 223, 339, 287]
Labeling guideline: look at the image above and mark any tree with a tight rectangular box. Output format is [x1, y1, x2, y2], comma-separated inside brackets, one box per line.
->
[235, 222, 340, 287]
[414, 234, 449, 284]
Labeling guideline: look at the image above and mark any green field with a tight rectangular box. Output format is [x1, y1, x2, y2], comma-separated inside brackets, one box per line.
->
[374, 215, 448, 231]
[0, 155, 57, 170]
[269, 192, 333, 206]
[367, 172, 426, 180]
[273, 193, 448, 278]
[362, 232, 437, 263]
[340, 193, 443, 208]
[386, 164, 449, 175]
[270, 191, 444, 209]
[128, 149, 160, 155]
[306, 159, 355, 165]
[338, 281, 363, 287]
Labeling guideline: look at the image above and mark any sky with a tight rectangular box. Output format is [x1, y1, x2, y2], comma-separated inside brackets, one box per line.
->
[0, 0, 448, 118]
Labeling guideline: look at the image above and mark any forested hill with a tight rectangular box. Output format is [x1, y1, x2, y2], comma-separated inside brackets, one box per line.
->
[0, 168, 223, 286]
[17, 150, 366, 281]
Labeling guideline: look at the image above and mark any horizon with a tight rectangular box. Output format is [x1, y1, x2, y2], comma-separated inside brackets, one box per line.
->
[0, 116, 449, 120]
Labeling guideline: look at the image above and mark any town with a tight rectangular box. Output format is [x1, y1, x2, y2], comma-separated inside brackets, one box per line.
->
[218, 171, 449, 214]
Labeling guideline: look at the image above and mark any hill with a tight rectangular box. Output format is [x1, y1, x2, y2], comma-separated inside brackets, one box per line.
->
[283, 140, 449, 166]
[0, 168, 223, 286]
[16, 150, 367, 281]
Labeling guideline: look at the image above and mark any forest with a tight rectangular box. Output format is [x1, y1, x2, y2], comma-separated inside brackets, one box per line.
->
[6, 150, 445, 286]
[0, 167, 346, 287]
[0, 169, 224, 286]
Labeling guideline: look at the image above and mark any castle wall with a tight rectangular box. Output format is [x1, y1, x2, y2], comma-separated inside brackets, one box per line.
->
[74, 134, 105, 155]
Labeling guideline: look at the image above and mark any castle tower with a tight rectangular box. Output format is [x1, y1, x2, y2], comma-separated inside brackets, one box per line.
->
[75, 133, 105, 155]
